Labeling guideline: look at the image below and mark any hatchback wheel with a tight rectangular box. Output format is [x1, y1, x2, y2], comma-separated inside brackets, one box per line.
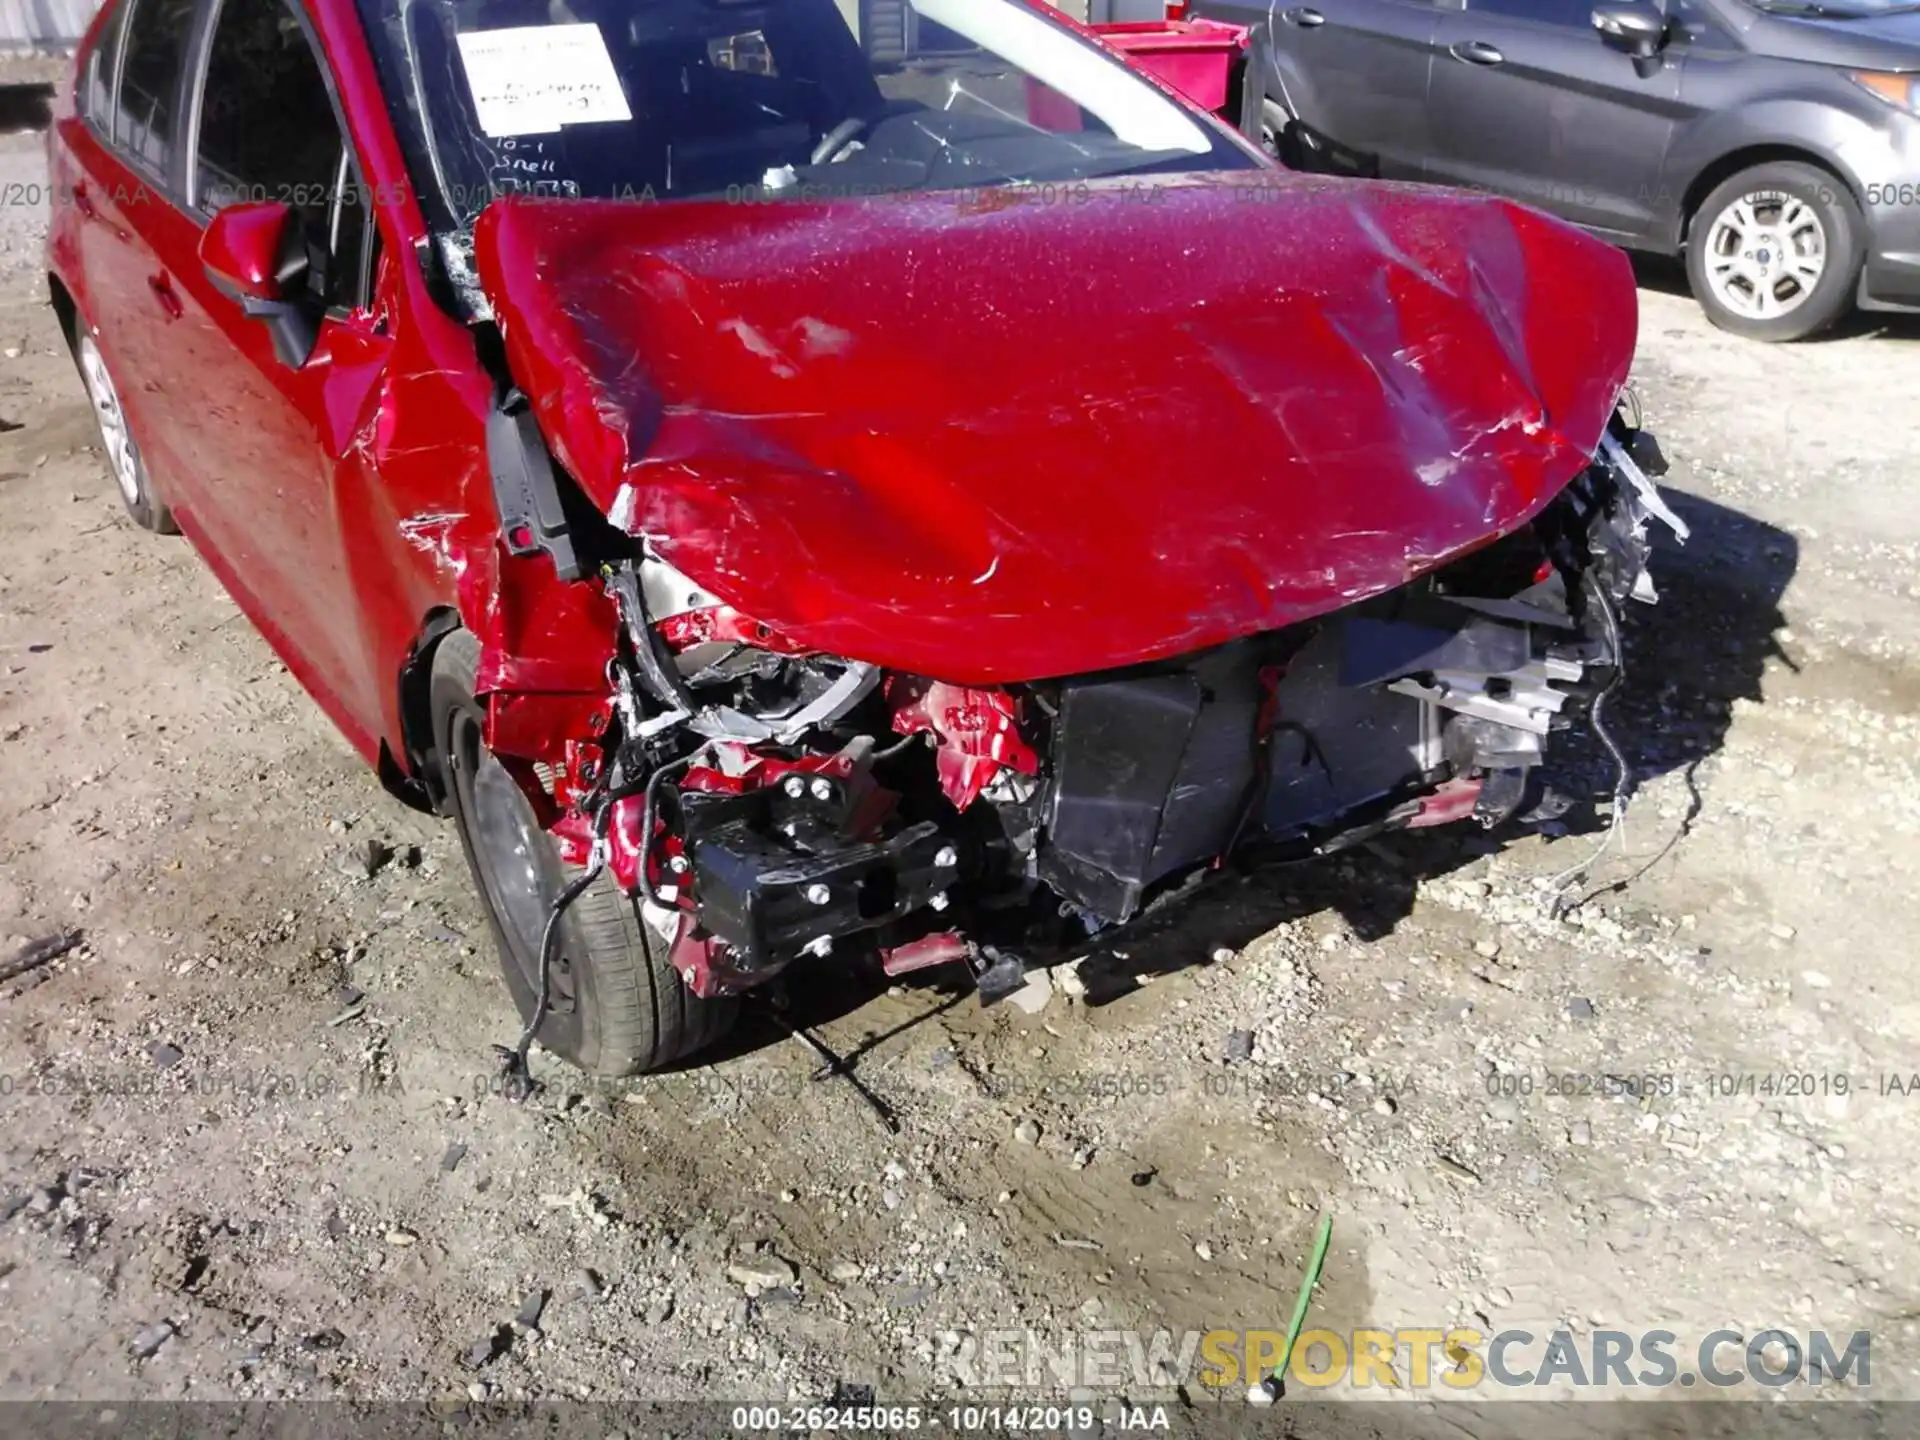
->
[430, 629, 737, 1076]
[74, 331, 177, 533]
[1685, 163, 1863, 342]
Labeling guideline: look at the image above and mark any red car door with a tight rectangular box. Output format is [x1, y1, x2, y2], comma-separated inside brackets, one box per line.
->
[133, 0, 396, 753]
[58, 0, 204, 523]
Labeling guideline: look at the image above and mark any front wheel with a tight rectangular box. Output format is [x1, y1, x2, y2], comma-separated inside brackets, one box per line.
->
[431, 630, 736, 1075]
[1685, 163, 1863, 342]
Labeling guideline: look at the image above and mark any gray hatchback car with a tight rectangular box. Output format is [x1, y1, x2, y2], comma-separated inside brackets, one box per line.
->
[1207, 0, 1920, 340]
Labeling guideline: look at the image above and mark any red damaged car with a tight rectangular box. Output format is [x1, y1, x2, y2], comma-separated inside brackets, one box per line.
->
[48, 0, 1685, 1077]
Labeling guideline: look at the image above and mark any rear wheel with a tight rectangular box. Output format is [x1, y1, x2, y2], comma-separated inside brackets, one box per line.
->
[430, 630, 736, 1075]
[74, 331, 176, 533]
[1685, 162, 1862, 342]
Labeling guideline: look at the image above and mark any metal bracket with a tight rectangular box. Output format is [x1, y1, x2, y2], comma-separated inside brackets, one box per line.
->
[487, 388, 581, 581]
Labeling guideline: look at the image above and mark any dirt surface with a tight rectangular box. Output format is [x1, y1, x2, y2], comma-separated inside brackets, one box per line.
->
[3, 121, 1919, 1421]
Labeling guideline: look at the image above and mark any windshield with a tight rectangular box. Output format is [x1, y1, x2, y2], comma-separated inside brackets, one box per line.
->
[354, 0, 1250, 236]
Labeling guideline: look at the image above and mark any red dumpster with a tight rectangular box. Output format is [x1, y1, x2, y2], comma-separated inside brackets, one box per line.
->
[1024, 15, 1252, 132]
[1092, 19, 1250, 117]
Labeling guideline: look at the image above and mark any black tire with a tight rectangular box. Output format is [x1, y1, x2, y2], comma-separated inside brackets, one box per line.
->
[430, 629, 736, 1075]
[1684, 162, 1863, 342]
[73, 329, 177, 533]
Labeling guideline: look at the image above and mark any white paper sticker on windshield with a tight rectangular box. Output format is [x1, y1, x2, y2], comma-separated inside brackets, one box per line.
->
[455, 24, 633, 137]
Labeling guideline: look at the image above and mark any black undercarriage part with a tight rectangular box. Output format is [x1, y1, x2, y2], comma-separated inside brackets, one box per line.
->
[675, 783, 966, 971]
[1029, 445, 1674, 929]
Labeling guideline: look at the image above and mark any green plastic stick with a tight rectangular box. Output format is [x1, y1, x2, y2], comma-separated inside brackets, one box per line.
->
[1269, 1212, 1334, 1389]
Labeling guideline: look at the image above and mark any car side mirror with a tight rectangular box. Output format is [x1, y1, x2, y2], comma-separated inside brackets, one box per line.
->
[199, 201, 319, 368]
[1591, 2, 1668, 59]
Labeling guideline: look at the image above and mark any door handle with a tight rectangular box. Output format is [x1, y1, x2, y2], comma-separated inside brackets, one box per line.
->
[72, 182, 96, 219]
[1283, 6, 1326, 24]
[1450, 39, 1505, 65]
[147, 272, 183, 320]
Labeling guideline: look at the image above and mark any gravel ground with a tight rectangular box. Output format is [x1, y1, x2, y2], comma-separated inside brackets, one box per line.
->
[3, 119, 1919, 1422]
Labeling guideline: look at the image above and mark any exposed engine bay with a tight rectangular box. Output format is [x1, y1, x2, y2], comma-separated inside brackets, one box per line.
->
[511, 408, 1685, 1005]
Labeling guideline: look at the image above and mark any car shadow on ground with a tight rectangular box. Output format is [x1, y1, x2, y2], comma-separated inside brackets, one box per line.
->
[0, 84, 53, 135]
[696, 489, 1796, 1062]
[1630, 252, 1920, 342]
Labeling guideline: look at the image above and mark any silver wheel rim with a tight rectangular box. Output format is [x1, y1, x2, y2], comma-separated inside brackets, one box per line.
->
[77, 334, 142, 507]
[1703, 190, 1827, 322]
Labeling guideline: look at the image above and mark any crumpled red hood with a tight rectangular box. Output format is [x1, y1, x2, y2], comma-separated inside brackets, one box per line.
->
[474, 173, 1635, 684]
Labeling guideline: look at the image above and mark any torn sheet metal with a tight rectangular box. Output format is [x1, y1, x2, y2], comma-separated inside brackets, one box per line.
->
[472, 173, 1637, 684]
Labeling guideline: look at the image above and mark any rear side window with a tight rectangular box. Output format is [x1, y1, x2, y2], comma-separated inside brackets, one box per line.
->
[113, 0, 197, 175]
[194, 0, 369, 308]
[79, 0, 128, 127]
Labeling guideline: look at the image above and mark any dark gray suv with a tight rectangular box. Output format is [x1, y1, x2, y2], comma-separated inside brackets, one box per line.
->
[1210, 0, 1920, 340]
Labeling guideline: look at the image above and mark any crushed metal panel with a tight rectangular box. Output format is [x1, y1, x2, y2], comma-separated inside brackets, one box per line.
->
[471, 180, 1637, 686]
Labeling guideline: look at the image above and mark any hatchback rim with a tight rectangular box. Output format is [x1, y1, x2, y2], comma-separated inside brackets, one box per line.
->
[77, 335, 142, 508]
[450, 711, 579, 1015]
[1702, 191, 1826, 321]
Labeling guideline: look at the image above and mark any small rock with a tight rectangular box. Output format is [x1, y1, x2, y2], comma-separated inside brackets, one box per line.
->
[130, 1322, 175, 1360]
[1194, 1240, 1215, 1261]
[514, 1290, 548, 1334]
[146, 1042, 185, 1069]
[1372, 1096, 1397, 1116]
[385, 1228, 419, 1246]
[1800, 970, 1831, 989]
[1223, 1029, 1255, 1065]
[1568, 1121, 1593, 1147]
[1211, 947, 1236, 965]
[1566, 997, 1595, 1020]
[24, 1186, 62, 1217]
[462, 1330, 508, 1369]
[339, 838, 391, 879]
[1006, 968, 1054, 1015]
[466, 1382, 489, 1403]
[1487, 1098, 1520, 1123]
[1070, 1146, 1094, 1170]
[1130, 1169, 1155, 1188]
[727, 1254, 799, 1298]
[440, 1143, 467, 1173]
[304, 1328, 346, 1351]
[644, 1294, 675, 1325]
[1488, 1286, 1513, 1307]
[829, 1262, 863, 1283]
[574, 1268, 605, 1302]
[1012, 1118, 1041, 1146]
[1769, 923, 1797, 941]
[1474, 939, 1501, 959]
